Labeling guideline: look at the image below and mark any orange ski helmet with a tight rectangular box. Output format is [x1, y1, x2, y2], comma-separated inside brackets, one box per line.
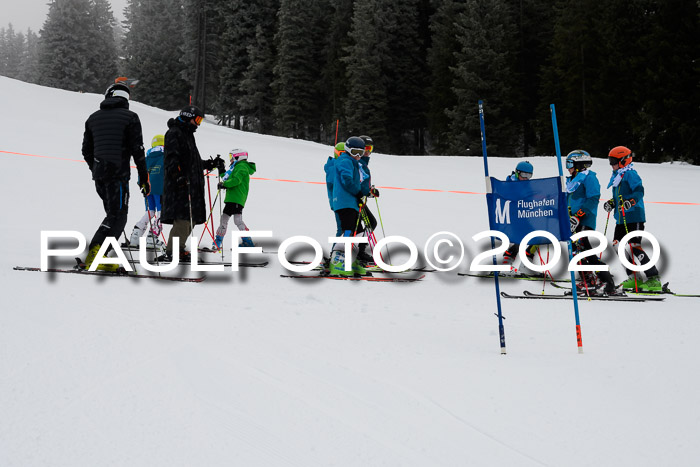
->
[608, 146, 633, 168]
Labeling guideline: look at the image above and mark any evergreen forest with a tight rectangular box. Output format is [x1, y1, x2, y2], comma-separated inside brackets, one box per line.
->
[1, 0, 698, 162]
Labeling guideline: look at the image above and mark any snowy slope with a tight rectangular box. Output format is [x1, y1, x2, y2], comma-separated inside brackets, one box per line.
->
[1, 76, 699, 467]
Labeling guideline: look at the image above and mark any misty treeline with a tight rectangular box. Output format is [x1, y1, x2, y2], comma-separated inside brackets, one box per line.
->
[0, 0, 697, 162]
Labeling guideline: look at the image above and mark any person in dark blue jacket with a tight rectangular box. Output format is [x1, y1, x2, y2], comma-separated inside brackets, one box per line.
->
[329, 137, 370, 276]
[128, 134, 165, 248]
[604, 146, 661, 291]
[566, 150, 616, 295]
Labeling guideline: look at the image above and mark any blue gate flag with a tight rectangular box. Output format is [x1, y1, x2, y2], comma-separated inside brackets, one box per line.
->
[486, 176, 570, 244]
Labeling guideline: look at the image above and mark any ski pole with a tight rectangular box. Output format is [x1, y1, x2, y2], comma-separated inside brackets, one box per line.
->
[204, 170, 216, 242]
[599, 210, 611, 260]
[198, 186, 222, 247]
[374, 196, 392, 265]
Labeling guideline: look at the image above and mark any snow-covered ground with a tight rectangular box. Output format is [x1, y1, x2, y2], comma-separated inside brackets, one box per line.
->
[1, 76, 699, 466]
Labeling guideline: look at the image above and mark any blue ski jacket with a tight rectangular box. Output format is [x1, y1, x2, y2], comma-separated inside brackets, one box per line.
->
[324, 157, 336, 210]
[332, 153, 366, 212]
[567, 169, 600, 230]
[608, 168, 646, 224]
[144, 146, 164, 195]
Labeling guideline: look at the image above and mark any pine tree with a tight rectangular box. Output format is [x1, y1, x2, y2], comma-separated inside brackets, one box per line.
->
[38, 0, 118, 93]
[238, 23, 276, 134]
[272, 0, 329, 139]
[427, 1, 467, 154]
[0, 24, 24, 79]
[446, 0, 519, 157]
[123, 0, 189, 110]
[19, 29, 41, 84]
[343, 0, 390, 145]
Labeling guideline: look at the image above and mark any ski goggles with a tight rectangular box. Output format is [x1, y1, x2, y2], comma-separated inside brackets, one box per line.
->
[566, 159, 574, 169]
[608, 156, 623, 166]
[364, 144, 374, 153]
[194, 115, 204, 125]
[518, 170, 533, 180]
[346, 147, 364, 157]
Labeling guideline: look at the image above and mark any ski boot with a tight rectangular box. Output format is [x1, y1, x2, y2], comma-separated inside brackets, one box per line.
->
[329, 251, 353, 277]
[595, 271, 620, 296]
[84, 244, 121, 272]
[640, 275, 663, 292]
[621, 274, 643, 291]
[240, 237, 255, 248]
[357, 245, 374, 266]
[128, 226, 144, 247]
[212, 234, 224, 252]
[351, 258, 367, 276]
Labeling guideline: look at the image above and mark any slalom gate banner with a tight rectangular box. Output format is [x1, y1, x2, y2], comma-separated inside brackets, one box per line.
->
[486, 176, 570, 245]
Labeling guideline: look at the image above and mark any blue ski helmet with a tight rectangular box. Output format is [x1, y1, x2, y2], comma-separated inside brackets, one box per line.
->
[345, 136, 365, 158]
[515, 161, 533, 179]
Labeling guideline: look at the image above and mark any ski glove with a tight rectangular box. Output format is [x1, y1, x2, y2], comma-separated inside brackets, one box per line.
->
[202, 157, 217, 171]
[139, 181, 151, 196]
[176, 175, 188, 187]
[217, 182, 225, 190]
[604, 199, 615, 212]
[569, 215, 580, 233]
[369, 186, 380, 198]
[214, 155, 226, 173]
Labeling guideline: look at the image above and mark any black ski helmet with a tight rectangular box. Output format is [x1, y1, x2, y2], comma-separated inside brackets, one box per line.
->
[105, 82, 130, 100]
[180, 105, 204, 121]
[359, 135, 374, 154]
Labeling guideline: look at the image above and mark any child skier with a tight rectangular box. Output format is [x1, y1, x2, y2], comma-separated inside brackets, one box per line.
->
[325, 142, 344, 237]
[212, 149, 257, 251]
[329, 136, 371, 277]
[604, 146, 662, 291]
[566, 150, 617, 295]
[128, 134, 165, 249]
[501, 161, 539, 270]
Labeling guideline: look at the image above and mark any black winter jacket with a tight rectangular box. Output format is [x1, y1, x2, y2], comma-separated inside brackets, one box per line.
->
[82, 97, 147, 181]
[161, 117, 207, 225]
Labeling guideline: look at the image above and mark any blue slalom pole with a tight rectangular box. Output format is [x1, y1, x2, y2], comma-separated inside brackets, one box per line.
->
[550, 104, 583, 354]
[478, 100, 506, 355]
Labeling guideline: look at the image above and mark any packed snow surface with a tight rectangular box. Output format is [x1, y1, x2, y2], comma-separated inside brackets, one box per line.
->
[1, 77, 699, 466]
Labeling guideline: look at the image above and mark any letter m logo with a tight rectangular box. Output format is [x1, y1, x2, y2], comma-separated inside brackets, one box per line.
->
[494, 199, 511, 224]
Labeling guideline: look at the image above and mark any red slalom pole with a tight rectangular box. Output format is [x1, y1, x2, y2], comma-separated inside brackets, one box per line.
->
[334, 119, 339, 145]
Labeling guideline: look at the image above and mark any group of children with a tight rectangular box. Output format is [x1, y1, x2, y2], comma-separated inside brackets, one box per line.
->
[324, 135, 380, 277]
[126, 134, 659, 291]
[127, 139, 257, 254]
[505, 146, 661, 295]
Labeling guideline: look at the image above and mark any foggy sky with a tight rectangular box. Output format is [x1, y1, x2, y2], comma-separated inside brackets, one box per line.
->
[1, 0, 128, 33]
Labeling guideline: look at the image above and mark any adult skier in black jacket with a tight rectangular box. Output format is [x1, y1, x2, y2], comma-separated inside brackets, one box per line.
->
[82, 82, 149, 271]
[160, 105, 223, 261]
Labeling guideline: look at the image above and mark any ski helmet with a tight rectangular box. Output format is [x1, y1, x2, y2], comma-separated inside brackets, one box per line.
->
[334, 142, 345, 159]
[566, 150, 593, 171]
[151, 134, 164, 148]
[105, 82, 130, 100]
[359, 135, 374, 154]
[515, 161, 533, 180]
[228, 148, 248, 163]
[344, 136, 365, 158]
[179, 105, 204, 125]
[608, 146, 633, 168]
